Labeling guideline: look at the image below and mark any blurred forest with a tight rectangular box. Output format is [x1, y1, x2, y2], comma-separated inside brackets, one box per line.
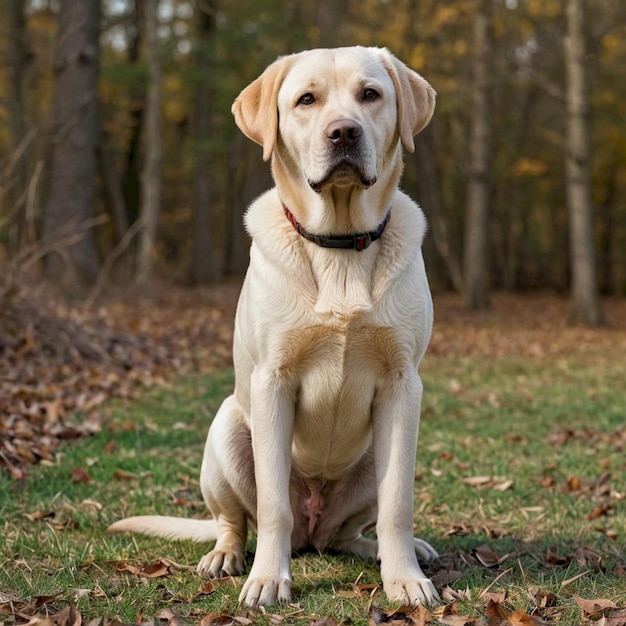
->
[1, 0, 625, 323]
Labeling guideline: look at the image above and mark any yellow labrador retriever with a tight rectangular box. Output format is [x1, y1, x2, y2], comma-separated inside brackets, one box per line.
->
[109, 46, 438, 608]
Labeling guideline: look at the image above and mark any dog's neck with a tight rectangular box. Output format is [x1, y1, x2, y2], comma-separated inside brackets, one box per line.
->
[282, 201, 391, 251]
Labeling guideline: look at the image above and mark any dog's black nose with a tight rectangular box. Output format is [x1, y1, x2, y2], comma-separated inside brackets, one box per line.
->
[326, 119, 362, 147]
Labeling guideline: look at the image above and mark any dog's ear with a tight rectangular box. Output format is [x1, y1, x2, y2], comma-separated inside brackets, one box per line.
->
[381, 50, 436, 153]
[232, 56, 294, 161]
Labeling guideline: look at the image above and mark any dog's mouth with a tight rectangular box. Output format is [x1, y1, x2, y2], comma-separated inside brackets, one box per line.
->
[308, 158, 376, 193]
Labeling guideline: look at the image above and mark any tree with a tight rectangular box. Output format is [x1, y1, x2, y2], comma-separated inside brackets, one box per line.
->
[190, 0, 218, 284]
[4, 0, 30, 253]
[122, 0, 144, 230]
[41, 0, 101, 293]
[416, 125, 464, 293]
[463, 0, 493, 310]
[564, 0, 604, 325]
[136, 0, 162, 286]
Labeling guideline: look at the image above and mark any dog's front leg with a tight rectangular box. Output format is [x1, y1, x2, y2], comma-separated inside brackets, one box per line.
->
[239, 367, 295, 607]
[373, 370, 440, 607]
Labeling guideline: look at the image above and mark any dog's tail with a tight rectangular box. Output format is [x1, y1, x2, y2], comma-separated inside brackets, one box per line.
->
[107, 516, 218, 543]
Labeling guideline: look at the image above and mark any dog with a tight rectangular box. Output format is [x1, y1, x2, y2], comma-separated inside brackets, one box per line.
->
[108, 46, 438, 608]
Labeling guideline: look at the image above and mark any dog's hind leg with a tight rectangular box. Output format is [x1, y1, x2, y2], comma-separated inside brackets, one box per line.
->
[197, 395, 255, 578]
[329, 508, 379, 561]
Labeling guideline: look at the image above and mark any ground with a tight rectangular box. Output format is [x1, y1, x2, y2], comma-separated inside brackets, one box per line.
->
[0, 288, 625, 625]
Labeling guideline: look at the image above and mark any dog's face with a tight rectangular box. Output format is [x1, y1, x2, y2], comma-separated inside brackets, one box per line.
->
[276, 48, 398, 192]
[232, 47, 436, 193]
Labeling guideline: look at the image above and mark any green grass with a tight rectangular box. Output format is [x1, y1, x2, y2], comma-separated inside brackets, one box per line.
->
[1, 351, 625, 624]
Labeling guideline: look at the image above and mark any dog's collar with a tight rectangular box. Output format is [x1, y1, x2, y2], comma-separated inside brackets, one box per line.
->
[282, 202, 390, 252]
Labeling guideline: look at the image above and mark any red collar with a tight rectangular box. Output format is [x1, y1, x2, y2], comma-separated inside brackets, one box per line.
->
[282, 202, 390, 251]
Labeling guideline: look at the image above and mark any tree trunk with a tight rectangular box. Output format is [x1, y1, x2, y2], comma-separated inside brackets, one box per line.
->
[463, 0, 492, 310]
[415, 125, 464, 293]
[597, 154, 617, 295]
[42, 0, 101, 293]
[4, 0, 29, 253]
[98, 130, 129, 242]
[225, 138, 270, 276]
[122, 0, 143, 229]
[136, 0, 162, 286]
[190, 0, 218, 284]
[564, 0, 604, 326]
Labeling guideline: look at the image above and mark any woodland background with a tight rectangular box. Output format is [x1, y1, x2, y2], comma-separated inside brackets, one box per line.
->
[1, 4, 626, 621]
[0, 0, 625, 324]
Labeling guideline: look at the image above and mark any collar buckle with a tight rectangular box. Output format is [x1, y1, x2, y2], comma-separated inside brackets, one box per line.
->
[354, 233, 372, 251]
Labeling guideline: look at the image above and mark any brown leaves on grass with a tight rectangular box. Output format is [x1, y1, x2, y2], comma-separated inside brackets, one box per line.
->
[0, 287, 237, 478]
[574, 596, 626, 624]
[538, 430, 625, 534]
[2, 587, 626, 626]
[367, 599, 524, 626]
[107, 557, 194, 578]
[369, 603, 433, 625]
[428, 293, 626, 360]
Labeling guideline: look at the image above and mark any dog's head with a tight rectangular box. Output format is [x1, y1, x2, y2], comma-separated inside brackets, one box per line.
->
[232, 47, 435, 194]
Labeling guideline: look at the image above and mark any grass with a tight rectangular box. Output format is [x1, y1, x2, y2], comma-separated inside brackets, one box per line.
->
[1, 295, 625, 624]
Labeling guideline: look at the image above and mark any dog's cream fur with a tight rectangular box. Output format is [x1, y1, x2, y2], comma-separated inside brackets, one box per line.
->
[108, 46, 438, 608]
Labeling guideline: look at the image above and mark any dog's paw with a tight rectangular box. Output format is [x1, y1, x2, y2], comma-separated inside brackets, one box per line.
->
[413, 537, 439, 562]
[197, 548, 245, 578]
[239, 575, 291, 607]
[383, 575, 440, 607]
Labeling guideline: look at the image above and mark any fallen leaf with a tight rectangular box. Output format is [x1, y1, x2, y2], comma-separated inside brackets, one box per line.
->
[462, 476, 513, 491]
[369, 604, 433, 625]
[486, 598, 510, 620]
[473, 544, 502, 568]
[574, 595, 618, 619]
[70, 467, 91, 483]
[112, 469, 140, 481]
[78, 499, 103, 511]
[54, 605, 82, 626]
[529, 586, 558, 608]
[437, 615, 478, 626]
[462, 476, 493, 487]
[565, 476, 582, 492]
[71, 589, 93, 601]
[586, 505, 611, 520]
[102, 440, 117, 454]
[507, 608, 547, 625]
[432, 602, 478, 626]
[24, 510, 55, 522]
[141, 560, 171, 578]
[22, 616, 57, 626]
[573, 546, 604, 567]
[431, 569, 463, 589]
[483, 590, 507, 603]
[29, 596, 61, 614]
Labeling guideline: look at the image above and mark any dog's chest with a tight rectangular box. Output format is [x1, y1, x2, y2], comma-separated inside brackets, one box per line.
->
[285, 317, 406, 480]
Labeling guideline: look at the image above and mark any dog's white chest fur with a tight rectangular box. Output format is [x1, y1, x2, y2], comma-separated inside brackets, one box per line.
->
[238, 189, 432, 484]
[285, 316, 387, 480]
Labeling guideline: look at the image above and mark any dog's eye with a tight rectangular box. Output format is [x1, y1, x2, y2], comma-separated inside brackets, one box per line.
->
[297, 93, 315, 106]
[362, 88, 380, 102]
